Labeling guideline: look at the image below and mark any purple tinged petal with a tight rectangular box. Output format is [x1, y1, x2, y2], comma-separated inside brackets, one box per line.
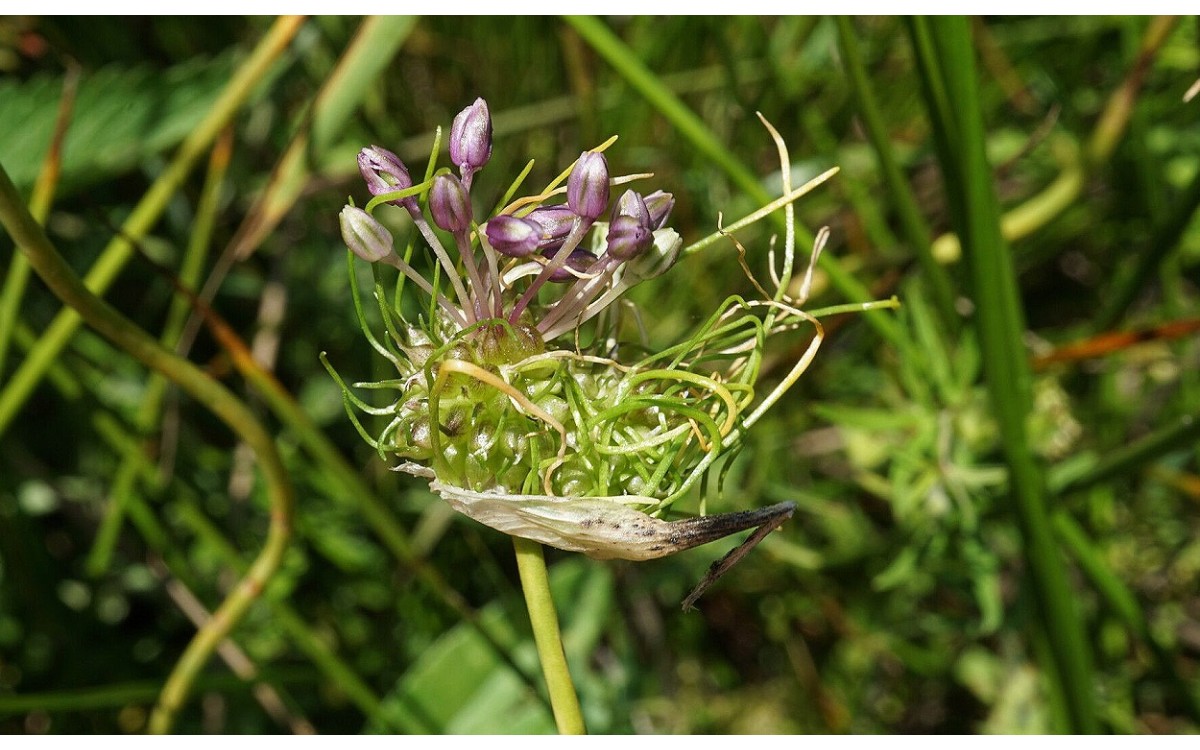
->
[643, 189, 675, 229]
[613, 189, 651, 225]
[358, 146, 415, 208]
[605, 215, 653, 261]
[606, 189, 654, 260]
[566, 151, 609, 221]
[449, 97, 493, 176]
[429, 173, 473, 233]
[548, 249, 598, 282]
[526, 205, 577, 251]
[485, 215, 543, 258]
[340, 206, 394, 263]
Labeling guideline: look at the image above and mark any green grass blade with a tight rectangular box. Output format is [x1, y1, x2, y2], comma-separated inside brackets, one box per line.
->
[835, 17, 957, 328]
[563, 14, 903, 350]
[922, 15, 1098, 733]
[1094, 164, 1200, 332]
[0, 16, 305, 439]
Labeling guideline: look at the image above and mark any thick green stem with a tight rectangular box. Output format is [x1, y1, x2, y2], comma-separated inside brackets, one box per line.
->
[0, 161, 294, 734]
[512, 538, 586, 735]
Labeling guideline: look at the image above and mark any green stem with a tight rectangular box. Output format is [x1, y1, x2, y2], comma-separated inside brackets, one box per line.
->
[1093, 161, 1200, 332]
[512, 538, 586, 735]
[87, 411, 387, 723]
[1084, 16, 1177, 166]
[0, 161, 295, 734]
[926, 16, 1175, 266]
[206, 308, 545, 699]
[921, 16, 1097, 732]
[1049, 412, 1200, 498]
[1052, 512, 1200, 722]
[835, 17, 957, 328]
[0, 671, 312, 716]
[0, 68, 77, 378]
[0, 15, 305, 439]
[1044, 398, 1200, 719]
[88, 128, 236, 577]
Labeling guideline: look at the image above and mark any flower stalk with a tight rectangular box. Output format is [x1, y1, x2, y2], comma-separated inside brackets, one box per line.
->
[512, 537, 586, 734]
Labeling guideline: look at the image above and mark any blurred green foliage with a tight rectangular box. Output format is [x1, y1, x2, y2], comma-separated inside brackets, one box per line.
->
[1, 15, 1199, 733]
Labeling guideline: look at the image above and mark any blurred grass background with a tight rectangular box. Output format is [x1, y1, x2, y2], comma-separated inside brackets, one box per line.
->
[1, 15, 1199, 733]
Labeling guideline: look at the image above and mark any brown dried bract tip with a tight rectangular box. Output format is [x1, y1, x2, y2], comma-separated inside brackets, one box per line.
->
[680, 502, 796, 611]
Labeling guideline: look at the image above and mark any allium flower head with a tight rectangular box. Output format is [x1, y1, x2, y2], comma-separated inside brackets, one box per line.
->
[326, 100, 848, 607]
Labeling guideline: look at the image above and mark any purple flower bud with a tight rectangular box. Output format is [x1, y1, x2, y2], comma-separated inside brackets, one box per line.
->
[567, 151, 609, 221]
[643, 189, 675, 229]
[605, 190, 654, 261]
[613, 189, 651, 225]
[625, 228, 682, 284]
[527, 205, 576, 251]
[449, 97, 493, 178]
[605, 215, 654, 261]
[548, 249, 597, 282]
[339, 205, 393, 263]
[358, 146, 415, 208]
[485, 215, 543, 258]
[429, 173, 472, 233]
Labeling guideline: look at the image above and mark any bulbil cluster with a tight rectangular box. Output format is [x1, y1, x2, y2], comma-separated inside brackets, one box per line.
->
[330, 98, 829, 604]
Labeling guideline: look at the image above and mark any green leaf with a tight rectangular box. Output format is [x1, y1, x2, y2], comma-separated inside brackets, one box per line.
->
[0, 53, 236, 192]
[371, 559, 612, 734]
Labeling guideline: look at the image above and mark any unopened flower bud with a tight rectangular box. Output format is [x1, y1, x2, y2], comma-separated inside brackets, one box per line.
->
[449, 97, 493, 179]
[548, 249, 597, 282]
[358, 146, 415, 208]
[605, 215, 653, 261]
[429, 173, 472, 233]
[625, 228, 682, 284]
[615, 189, 651, 224]
[527, 205, 577, 251]
[567, 151, 609, 221]
[485, 215, 542, 258]
[605, 190, 654, 260]
[643, 189, 675, 229]
[340, 205, 394, 263]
